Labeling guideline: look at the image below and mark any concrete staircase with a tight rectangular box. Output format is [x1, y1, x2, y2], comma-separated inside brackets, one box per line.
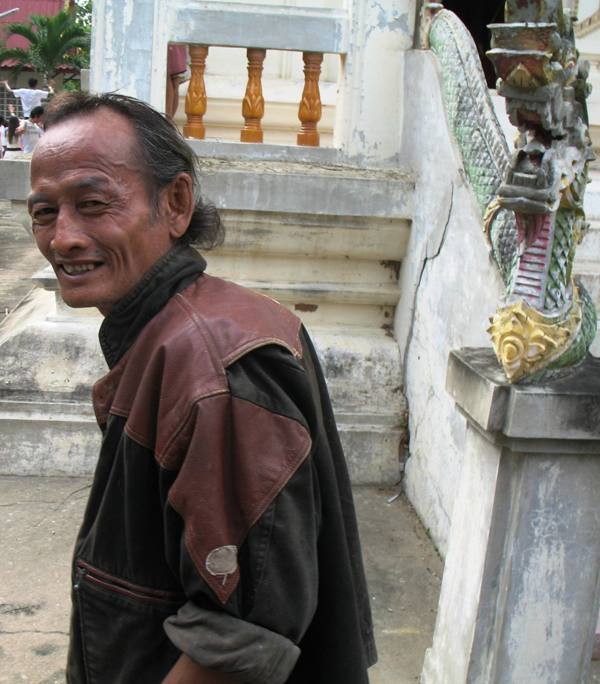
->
[209, 207, 409, 483]
[193, 151, 413, 483]
[0, 154, 414, 484]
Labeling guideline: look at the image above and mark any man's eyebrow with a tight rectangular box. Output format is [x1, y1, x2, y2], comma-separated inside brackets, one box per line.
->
[27, 192, 50, 210]
[27, 177, 111, 210]
[72, 176, 111, 192]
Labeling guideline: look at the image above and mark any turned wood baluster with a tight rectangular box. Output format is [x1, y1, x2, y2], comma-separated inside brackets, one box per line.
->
[184, 45, 209, 139]
[297, 52, 323, 147]
[241, 48, 266, 143]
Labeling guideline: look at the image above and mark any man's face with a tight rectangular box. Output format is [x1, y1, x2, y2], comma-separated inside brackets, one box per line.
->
[29, 110, 175, 315]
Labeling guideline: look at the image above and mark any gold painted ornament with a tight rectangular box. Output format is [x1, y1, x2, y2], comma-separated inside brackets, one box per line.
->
[488, 298, 582, 383]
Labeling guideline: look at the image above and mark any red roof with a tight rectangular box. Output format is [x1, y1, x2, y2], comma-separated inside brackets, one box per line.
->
[0, 1, 65, 69]
[0, 1, 64, 49]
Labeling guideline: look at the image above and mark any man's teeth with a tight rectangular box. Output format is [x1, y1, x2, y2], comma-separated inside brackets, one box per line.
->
[63, 263, 98, 275]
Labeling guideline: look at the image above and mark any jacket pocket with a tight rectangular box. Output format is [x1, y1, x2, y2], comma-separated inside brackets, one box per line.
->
[72, 560, 183, 684]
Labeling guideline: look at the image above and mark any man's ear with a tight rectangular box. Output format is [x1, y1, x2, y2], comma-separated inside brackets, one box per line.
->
[160, 173, 195, 240]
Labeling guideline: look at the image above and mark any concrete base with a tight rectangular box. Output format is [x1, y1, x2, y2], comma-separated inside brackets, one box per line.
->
[0, 288, 104, 476]
[312, 327, 406, 484]
[0, 288, 403, 483]
[422, 348, 600, 684]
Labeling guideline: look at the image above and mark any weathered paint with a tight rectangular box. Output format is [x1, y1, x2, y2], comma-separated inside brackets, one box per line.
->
[423, 349, 600, 684]
[334, 0, 416, 163]
[90, 0, 157, 101]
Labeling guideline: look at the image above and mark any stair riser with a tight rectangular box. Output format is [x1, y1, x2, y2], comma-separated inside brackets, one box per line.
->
[218, 210, 410, 261]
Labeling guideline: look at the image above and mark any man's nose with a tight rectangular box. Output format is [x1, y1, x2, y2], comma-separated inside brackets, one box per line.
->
[49, 208, 89, 254]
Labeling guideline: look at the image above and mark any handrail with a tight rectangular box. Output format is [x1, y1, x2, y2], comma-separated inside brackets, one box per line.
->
[168, 1, 348, 54]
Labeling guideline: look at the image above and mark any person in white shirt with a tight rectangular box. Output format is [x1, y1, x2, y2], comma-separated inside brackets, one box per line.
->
[2, 78, 53, 118]
[17, 106, 44, 154]
[0, 116, 7, 158]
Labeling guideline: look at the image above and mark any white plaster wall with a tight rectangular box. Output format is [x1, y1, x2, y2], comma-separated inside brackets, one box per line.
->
[90, 0, 158, 101]
[578, 0, 599, 19]
[396, 50, 504, 556]
[334, 0, 416, 164]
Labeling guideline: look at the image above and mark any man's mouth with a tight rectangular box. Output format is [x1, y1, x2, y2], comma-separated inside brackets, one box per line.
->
[61, 263, 100, 275]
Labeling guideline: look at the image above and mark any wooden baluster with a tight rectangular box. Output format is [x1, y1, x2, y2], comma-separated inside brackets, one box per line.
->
[241, 48, 266, 143]
[297, 52, 323, 147]
[184, 45, 209, 139]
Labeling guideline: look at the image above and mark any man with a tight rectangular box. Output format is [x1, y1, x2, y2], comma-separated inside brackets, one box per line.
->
[17, 105, 44, 153]
[29, 92, 376, 683]
[2, 77, 53, 118]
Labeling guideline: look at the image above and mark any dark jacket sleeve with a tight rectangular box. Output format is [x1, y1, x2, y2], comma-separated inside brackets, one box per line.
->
[163, 342, 323, 683]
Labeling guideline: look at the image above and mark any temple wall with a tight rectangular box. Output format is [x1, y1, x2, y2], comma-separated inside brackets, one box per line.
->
[394, 49, 505, 555]
[397, 48, 600, 557]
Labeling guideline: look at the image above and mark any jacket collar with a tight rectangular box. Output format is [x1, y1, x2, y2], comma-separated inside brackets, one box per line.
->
[98, 243, 206, 369]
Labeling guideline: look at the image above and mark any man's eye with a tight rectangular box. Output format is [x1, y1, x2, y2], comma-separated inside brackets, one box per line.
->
[31, 207, 57, 224]
[79, 200, 107, 211]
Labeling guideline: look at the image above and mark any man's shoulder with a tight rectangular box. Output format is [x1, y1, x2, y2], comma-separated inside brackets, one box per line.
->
[110, 273, 303, 409]
[168, 273, 304, 366]
[99, 274, 305, 455]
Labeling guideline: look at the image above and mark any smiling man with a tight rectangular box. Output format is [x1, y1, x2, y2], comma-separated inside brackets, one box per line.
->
[29, 92, 376, 684]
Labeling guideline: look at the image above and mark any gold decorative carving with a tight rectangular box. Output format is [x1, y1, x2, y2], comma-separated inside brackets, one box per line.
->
[297, 52, 323, 147]
[506, 63, 541, 89]
[483, 197, 502, 245]
[184, 45, 209, 140]
[241, 48, 266, 143]
[488, 297, 582, 382]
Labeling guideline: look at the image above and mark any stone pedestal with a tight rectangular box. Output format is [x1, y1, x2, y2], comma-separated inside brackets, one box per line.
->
[0, 267, 104, 475]
[421, 348, 600, 684]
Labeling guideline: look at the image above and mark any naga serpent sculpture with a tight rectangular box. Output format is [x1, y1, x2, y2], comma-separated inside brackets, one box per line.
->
[426, 0, 596, 383]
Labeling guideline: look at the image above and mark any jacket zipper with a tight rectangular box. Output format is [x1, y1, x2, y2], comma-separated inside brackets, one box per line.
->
[74, 560, 183, 606]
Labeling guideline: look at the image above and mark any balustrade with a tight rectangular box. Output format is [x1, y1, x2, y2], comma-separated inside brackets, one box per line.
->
[183, 45, 209, 140]
[241, 48, 266, 143]
[297, 52, 323, 146]
[178, 43, 325, 147]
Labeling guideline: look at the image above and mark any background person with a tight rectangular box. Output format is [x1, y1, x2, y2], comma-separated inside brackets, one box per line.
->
[2, 78, 53, 118]
[18, 105, 45, 154]
[166, 44, 188, 120]
[0, 116, 6, 157]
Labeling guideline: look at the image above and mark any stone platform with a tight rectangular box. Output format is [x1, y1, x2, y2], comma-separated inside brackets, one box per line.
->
[0, 202, 45, 324]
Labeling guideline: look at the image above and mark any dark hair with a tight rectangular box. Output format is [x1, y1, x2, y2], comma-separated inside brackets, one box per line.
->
[8, 116, 19, 144]
[28, 78, 38, 88]
[30, 105, 44, 119]
[43, 92, 224, 249]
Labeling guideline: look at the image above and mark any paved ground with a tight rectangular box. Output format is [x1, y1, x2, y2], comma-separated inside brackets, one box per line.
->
[0, 477, 442, 683]
[0, 204, 45, 324]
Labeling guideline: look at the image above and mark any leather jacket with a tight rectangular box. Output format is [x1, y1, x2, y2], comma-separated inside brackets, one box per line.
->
[67, 245, 376, 683]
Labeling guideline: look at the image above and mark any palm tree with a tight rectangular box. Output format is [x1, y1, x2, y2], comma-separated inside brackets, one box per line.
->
[0, 9, 90, 86]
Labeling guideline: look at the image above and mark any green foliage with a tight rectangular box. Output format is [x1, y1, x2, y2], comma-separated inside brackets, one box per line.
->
[0, 9, 91, 86]
[74, 0, 93, 33]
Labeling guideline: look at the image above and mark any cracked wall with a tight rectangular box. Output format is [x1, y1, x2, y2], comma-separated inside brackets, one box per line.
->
[395, 50, 504, 556]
